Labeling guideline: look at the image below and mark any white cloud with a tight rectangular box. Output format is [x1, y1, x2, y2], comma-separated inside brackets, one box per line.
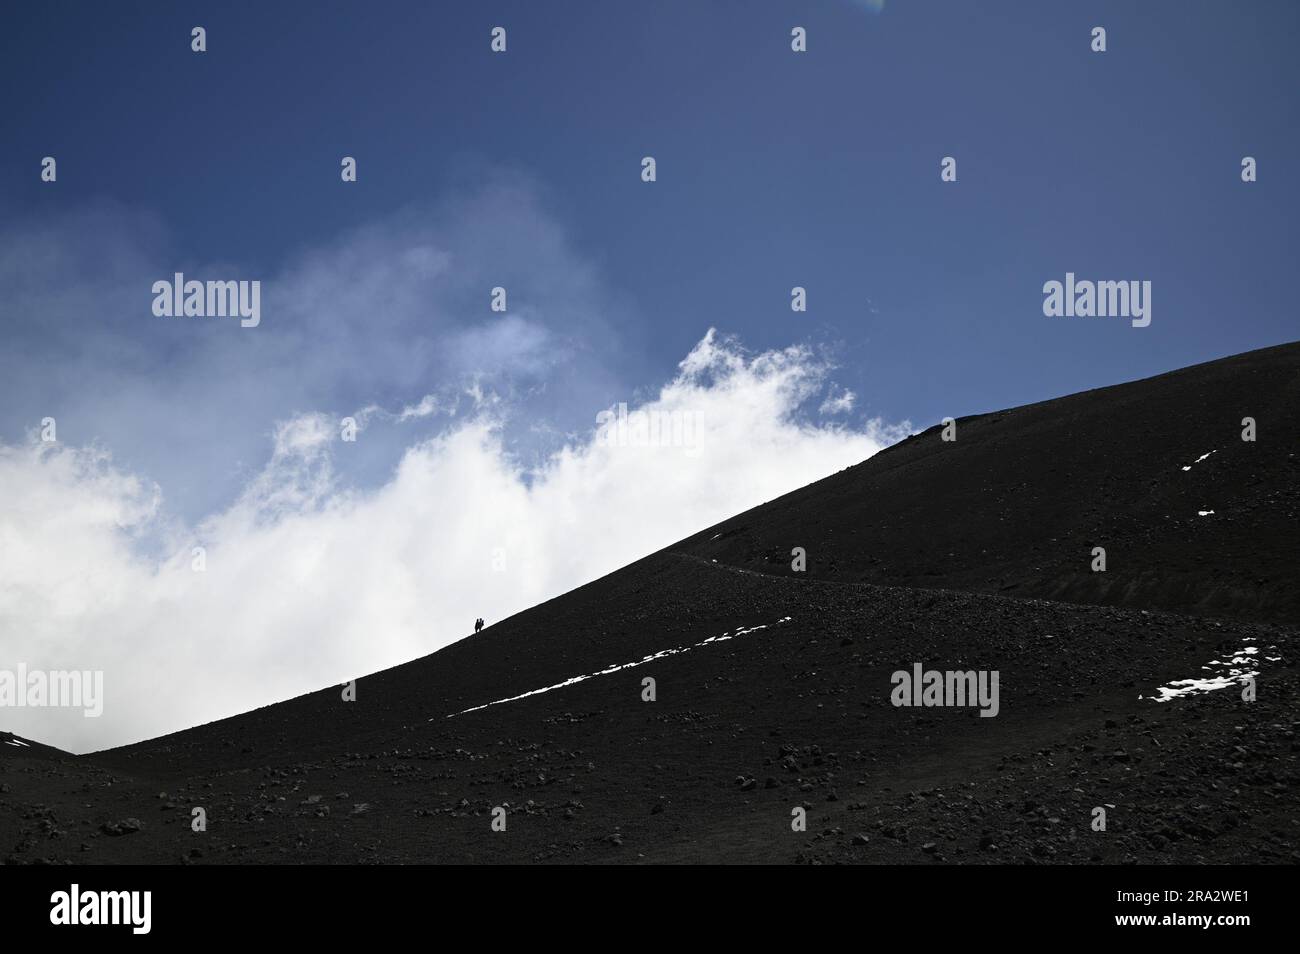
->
[819, 386, 857, 415]
[0, 331, 906, 753]
[397, 395, 441, 422]
[0, 180, 632, 524]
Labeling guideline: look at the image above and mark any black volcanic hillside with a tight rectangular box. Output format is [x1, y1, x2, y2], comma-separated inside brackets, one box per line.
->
[677, 342, 1300, 624]
[2, 343, 1296, 865]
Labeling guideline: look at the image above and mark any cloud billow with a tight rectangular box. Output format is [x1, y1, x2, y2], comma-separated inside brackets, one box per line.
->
[0, 183, 906, 751]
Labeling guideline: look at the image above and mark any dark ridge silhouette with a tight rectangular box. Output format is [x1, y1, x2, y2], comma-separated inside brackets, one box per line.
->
[2, 342, 1296, 864]
[0, 732, 68, 760]
[676, 341, 1300, 624]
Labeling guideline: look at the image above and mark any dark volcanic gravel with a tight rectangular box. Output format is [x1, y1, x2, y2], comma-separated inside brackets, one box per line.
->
[2, 342, 1297, 864]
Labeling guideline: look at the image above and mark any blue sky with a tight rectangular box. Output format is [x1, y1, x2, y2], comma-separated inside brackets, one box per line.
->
[1, 1, 1296, 750]
[5, 1, 1296, 439]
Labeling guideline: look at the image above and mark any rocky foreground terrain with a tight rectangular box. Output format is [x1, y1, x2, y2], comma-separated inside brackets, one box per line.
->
[2, 342, 1297, 864]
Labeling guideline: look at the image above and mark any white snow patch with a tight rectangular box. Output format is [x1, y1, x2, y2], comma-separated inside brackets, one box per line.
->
[1144, 643, 1277, 703]
[442, 617, 794, 718]
[1181, 450, 1216, 472]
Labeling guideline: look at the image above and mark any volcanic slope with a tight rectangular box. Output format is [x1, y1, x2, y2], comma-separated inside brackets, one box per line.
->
[676, 340, 1299, 625]
[1, 342, 1296, 864]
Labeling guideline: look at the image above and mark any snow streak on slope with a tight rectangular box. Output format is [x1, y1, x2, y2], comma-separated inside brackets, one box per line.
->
[1144, 639, 1282, 702]
[443, 618, 793, 717]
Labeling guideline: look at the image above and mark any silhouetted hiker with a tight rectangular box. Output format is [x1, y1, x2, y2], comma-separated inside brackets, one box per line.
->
[474, 617, 484, 634]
